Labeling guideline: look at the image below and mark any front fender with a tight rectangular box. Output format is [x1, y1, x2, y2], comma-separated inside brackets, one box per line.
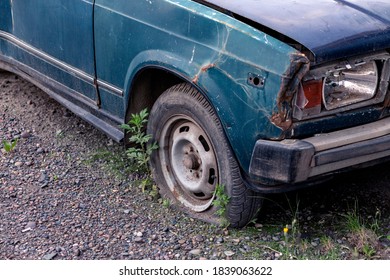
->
[95, 0, 308, 174]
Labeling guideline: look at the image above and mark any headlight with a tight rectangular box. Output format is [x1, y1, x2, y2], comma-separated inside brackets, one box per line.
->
[323, 61, 378, 110]
[294, 54, 390, 121]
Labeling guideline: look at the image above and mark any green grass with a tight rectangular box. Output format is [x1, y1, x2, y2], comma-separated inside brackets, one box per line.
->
[2, 138, 18, 153]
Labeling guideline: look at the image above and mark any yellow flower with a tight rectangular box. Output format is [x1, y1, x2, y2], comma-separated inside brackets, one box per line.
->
[283, 227, 289, 234]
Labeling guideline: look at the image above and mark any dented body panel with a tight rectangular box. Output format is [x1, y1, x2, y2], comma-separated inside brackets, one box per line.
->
[1, 0, 390, 191]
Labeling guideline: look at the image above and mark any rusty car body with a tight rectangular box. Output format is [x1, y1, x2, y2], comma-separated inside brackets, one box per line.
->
[1, 0, 389, 227]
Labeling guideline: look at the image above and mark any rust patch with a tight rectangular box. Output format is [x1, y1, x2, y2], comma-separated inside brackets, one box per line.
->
[271, 112, 292, 131]
[192, 63, 216, 84]
[271, 53, 310, 131]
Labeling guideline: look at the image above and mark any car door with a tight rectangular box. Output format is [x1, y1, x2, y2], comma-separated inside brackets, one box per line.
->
[6, 0, 97, 102]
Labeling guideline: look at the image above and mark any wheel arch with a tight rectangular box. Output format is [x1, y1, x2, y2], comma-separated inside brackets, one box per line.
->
[124, 66, 184, 124]
[122, 50, 205, 122]
[121, 50, 256, 175]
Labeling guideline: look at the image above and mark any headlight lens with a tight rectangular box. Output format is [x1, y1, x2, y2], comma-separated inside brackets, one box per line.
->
[323, 61, 378, 110]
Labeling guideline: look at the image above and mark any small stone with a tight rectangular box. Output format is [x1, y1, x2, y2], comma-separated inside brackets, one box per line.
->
[22, 221, 36, 232]
[216, 237, 224, 244]
[178, 239, 186, 245]
[194, 235, 204, 242]
[123, 209, 131, 214]
[25, 161, 33, 166]
[14, 162, 23, 167]
[274, 252, 282, 259]
[78, 203, 87, 209]
[26, 221, 36, 229]
[136, 232, 143, 237]
[36, 148, 44, 154]
[189, 249, 202, 255]
[311, 241, 319, 247]
[38, 172, 48, 182]
[272, 236, 280, 241]
[134, 237, 143, 243]
[21, 131, 31, 139]
[224, 250, 235, 257]
[43, 252, 57, 260]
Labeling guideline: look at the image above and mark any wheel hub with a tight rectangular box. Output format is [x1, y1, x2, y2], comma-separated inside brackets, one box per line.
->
[183, 152, 201, 170]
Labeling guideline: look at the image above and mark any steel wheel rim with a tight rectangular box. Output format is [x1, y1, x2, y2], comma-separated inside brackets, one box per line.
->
[159, 115, 218, 212]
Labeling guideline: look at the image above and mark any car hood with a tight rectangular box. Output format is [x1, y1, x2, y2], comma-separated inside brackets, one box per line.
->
[201, 0, 390, 64]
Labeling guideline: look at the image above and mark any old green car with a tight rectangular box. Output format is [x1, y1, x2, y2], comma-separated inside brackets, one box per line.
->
[1, 0, 390, 227]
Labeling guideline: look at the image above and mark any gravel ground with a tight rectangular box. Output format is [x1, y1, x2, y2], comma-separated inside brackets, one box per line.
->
[0, 71, 389, 260]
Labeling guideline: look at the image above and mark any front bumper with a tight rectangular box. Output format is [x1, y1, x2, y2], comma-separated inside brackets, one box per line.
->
[249, 117, 390, 188]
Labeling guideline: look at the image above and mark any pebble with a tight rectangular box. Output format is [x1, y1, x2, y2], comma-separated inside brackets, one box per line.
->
[26, 221, 37, 229]
[43, 252, 57, 260]
[194, 235, 204, 242]
[134, 237, 144, 243]
[189, 249, 202, 256]
[21, 131, 31, 138]
[14, 161, 23, 167]
[216, 237, 224, 244]
[224, 250, 235, 257]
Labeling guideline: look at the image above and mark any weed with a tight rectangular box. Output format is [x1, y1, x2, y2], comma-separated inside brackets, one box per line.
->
[362, 244, 376, 258]
[343, 199, 379, 258]
[212, 184, 230, 228]
[55, 129, 65, 138]
[121, 109, 158, 193]
[2, 138, 18, 153]
[120, 108, 158, 174]
[369, 208, 381, 233]
[3, 138, 19, 153]
[162, 198, 171, 208]
[87, 149, 132, 179]
[344, 200, 362, 232]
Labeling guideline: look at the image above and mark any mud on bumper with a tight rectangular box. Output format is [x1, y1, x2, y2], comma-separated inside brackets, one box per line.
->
[249, 117, 390, 190]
